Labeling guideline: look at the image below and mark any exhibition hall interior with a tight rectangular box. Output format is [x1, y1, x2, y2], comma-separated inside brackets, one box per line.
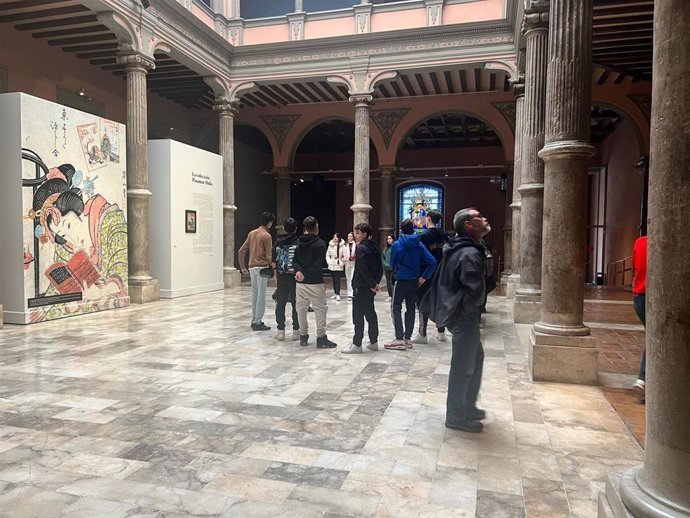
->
[0, 0, 687, 517]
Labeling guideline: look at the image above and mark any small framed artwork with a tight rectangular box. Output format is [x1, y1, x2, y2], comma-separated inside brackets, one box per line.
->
[185, 210, 197, 233]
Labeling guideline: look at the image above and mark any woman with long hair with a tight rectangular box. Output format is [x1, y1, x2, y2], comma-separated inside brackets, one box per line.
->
[381, 234, 395, 302]
[326, 232, 347, 300]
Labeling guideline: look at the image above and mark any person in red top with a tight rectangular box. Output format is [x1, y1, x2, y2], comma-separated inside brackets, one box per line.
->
[631, 235, 647, 399]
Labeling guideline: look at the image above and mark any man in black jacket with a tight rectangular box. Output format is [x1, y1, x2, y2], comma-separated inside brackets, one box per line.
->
[421, 207, 487, 432]
[293, 216, 337, 349]
[342, 223, 383, 354]
[273, 217, 300, 342]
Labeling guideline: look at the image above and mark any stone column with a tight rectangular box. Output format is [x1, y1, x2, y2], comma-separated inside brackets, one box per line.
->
[530, 0, 597, 384]
[119, 52, 159, 304]
[275, 167, 292, 233]
[612, 1, 690, 517]
[216, 100, 242, 288]
[501, 168, 513, 288]
[506, 80, 525, 299]
[350, 94, 374, 226]
[379, 165, 396, 245]
[514, 3, 549, 323]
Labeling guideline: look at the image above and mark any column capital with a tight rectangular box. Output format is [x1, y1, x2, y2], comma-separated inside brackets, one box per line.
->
[379, 165, 397, 177]
[349, 94, 374, 106]
[214, 99, 239, 117]
[117, 52, 155, 72]
[509, 74, 525, 97]
[523, 1, 549, 33]
[273, 167, 292, 180]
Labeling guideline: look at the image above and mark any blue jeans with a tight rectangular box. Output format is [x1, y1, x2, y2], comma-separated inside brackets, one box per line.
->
[249, 267, 269, 325]
[446, 311, 484, 424]
[633, 294, 646, 381]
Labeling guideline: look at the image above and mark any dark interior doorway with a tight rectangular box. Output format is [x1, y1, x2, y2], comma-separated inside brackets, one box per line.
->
[290, 177, 336, 241]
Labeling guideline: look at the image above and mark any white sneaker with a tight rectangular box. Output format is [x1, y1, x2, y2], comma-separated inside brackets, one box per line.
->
[411, 333, 428, 344]
[291, 330, 300, 341]
[275, 330, 285, 341]
[341, 343, 363, 354]
[633, 379, 645, 399]
[330, 294, 337, 300]
[436, 331, 447, 342]
[367, 342, 379, 352]
[335, 295, 341, 301]
[404, 339, 413, 349]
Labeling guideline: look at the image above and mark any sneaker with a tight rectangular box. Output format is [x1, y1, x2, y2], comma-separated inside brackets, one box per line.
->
[299, 334, 309, 347]
[367, 342, 379, 352]
[341, 343, 362, 354]
[445, 420, 483, 433]
[436, 331, 447, 342]
[330, 294, 337, 300]
[316, 336, 337, 349]
[347, 296, 353, 301]
[291, 330, 300, 341]
[404, 339, 413, 349]
[384, 340, 406, 351]
[633, 379, 645, 400]
[275, 330, 285, 341]
[251, 322, 271, 331]
[335, 295, 341, 301]
[411, 333, 428, 345]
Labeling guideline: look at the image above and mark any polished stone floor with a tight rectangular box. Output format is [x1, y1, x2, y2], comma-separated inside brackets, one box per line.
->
[0, 287, 643, 517]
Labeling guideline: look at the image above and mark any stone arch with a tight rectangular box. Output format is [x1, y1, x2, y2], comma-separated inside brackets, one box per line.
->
[388, 106, 514, 165]
[196, 120, 276, 165]
[591, 100, 647, 156]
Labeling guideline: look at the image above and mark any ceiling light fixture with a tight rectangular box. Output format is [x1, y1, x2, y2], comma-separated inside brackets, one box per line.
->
[78, 88, 85, 97]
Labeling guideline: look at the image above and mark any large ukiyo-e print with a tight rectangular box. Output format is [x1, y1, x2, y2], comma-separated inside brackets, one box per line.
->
[20, 94, 129, 323]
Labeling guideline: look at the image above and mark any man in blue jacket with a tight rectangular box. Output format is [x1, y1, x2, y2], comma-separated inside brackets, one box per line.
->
[385, 219, 436, 350]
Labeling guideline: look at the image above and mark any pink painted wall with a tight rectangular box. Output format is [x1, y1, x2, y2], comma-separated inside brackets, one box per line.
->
[444, 0, 505, 25]
[192, 5, 216, 29]
[371, 8, 427, 32]
[600, 119, 645, 271]
[304, 18, 356, 39]
[244, 24, 291, 45]
[0, 24, 195, 144]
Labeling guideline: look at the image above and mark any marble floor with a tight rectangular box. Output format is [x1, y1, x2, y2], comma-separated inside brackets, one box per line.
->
[0, 287, 643, 517]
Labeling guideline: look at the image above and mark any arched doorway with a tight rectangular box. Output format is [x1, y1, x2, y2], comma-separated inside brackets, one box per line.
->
[292, 119, 379, 239]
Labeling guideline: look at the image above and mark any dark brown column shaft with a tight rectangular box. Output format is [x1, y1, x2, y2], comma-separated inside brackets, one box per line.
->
[534, 0, 594, 335]
[619, 0, 690, 515]
[275, 167, 292, 232]
[379, 166, 396, 246]
[516, 7, 549, 298]
[350, 95, 373, 226]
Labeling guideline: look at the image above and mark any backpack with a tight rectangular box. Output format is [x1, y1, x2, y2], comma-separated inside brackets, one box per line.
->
[276, 243, 297, 274]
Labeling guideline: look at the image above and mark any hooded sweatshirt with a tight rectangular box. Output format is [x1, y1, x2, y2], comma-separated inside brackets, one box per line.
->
[273, 232, 300, 275]
[389, 233, 437, 281]
[293, 233, 328, 284]
[420, 232, 485, 327]
[352, 239, 383, 291]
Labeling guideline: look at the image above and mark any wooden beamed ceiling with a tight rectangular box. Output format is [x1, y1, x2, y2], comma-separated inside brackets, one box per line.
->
[0, 0, 214, 110]
[0, 0, 654, 110]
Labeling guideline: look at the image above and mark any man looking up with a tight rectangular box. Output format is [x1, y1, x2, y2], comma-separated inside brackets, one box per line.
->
[422, 207, 487, 432]
[238, 211, 275, 331]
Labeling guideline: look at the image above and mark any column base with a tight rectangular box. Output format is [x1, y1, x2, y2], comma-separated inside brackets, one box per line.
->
[506, 274, 520, 299]
[129, 278, 160, 304]
[601, 467, 690, 518]
[514, 293, 541, 324]
[529, 328, 598, 384]
[224, 268, 242, 289]
[500, 271, 512, 291]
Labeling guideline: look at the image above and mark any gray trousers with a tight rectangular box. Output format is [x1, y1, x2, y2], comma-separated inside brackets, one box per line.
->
[446, 311, 484, 424]
[249, 267, 268, 325]
[296, 283, 328, 338]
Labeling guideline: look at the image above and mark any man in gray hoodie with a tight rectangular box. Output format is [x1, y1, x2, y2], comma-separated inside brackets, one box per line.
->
[421, 207, 487, 432]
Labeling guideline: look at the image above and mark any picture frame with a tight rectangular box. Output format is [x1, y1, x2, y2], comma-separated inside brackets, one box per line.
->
[185, 209, 197, 233]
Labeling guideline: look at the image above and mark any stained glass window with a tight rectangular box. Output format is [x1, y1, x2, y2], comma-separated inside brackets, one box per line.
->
[397, 183, 444, 234]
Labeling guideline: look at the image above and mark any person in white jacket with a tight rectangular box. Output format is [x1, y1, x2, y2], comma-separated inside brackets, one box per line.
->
[326, 233, 348, 300]
[344, 232, 357, 300]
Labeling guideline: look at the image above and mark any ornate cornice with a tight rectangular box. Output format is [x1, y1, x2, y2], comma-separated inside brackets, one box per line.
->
[371, 109, 411, 148]
[261, 115, 301, 150]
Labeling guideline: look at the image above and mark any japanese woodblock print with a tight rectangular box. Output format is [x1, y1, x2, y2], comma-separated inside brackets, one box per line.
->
[20, 94, 129, 323]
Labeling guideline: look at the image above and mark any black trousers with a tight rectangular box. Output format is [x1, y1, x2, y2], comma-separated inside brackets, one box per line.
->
[392, 279, 418, 340]
[384, 269, 393, 297]
[352, 287, 378, 346]
[330, 270, 342, 295]
[275, 273, 298, 331]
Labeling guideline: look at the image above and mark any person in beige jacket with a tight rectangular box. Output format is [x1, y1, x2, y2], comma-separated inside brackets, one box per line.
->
[326, 233, 348, 301]
[238, 212, 275, 331]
